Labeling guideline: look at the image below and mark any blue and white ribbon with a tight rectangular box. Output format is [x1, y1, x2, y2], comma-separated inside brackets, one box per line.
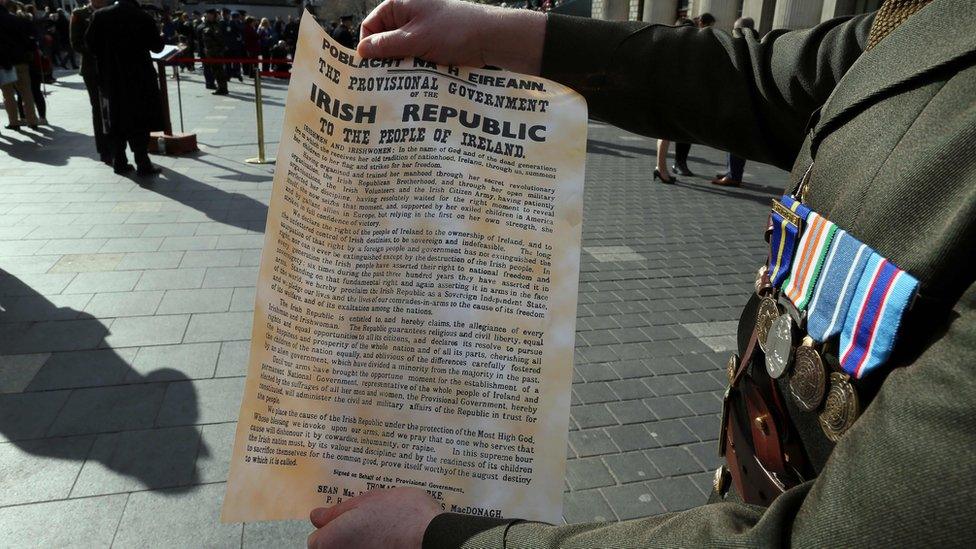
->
[838, 253, 919, 379]
[806, 230, 872, 342]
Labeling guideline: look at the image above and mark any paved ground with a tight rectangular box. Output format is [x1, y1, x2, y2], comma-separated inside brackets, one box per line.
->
[0, 68, 787, 546]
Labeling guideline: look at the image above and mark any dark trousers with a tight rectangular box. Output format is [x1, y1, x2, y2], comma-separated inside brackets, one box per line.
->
[728, 153, 746, 181]
[82, 74, 107, 156]
[675, 142, 690, 164]
[203, 60, 215, 88]
[24, 61, 46, 119]
[112, 131, 150, 168]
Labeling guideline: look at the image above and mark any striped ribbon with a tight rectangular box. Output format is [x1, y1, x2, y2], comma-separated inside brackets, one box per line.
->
[838, 253, 919, 378]
[768, 196, 810, 288]
[782, 212, 838, 311]
[806, 230, 873, 342]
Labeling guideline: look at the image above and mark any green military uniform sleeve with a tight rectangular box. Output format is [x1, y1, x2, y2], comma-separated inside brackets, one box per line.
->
[423, 283, 976, 547]
[539, 13, 874, 170]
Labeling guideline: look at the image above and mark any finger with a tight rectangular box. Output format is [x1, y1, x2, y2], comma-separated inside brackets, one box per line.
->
[309, 497, 359, 529]
[357, 29, 415, 59]
[307, 508, 361, 549]
[360, 0, 398, 39]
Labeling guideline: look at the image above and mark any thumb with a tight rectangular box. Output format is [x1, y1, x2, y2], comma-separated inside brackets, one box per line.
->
[357, 29, 415, 59]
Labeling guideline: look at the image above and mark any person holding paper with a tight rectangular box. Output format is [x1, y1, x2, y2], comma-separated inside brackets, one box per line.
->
[306, 0, 976, 547]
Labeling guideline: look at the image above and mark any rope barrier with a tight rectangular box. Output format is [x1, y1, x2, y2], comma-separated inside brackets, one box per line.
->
[165, 56, 293, 65]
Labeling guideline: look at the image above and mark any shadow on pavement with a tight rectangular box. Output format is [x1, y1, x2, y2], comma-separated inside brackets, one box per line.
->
[0, 269, 208, 495]
[0, 125, 99, 166]
[126, 162, 269, 233]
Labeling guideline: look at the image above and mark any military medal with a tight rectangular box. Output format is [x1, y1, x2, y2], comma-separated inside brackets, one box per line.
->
[718, 386, 731, 456]
[789, 337, 826, 411]
[767, 195, 810, 288]
[838, 253, 919, 379]
[819, 372, 860, 442]
[805, 230, 873, 342]
[781, 211, 838, 311]
[756, 296, 780, 353]
[764, 313, 794, 379]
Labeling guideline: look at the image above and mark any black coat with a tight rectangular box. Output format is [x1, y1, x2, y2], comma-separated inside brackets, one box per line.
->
[0, 4, 36, 68]
[85, 0, 164, 136]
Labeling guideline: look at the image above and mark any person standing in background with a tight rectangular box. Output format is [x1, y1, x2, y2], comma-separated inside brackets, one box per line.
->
[70, 0, 110, 163]
[331, 14, 357, 49]
[201, 8, 228, 95]
[257, 17, 273, 73]
[85, 0, 164, 176]
[0, 0, 40, 130]
[712, 17, 758, 188]
[243, 15, 259, 78]
[653, 15, 698, 184]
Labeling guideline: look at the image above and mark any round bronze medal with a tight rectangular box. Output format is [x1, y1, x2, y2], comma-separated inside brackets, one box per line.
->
[764, 313, 794, 379]
[789, 338, 826, 412]
[756, 296, 780, 353]
[819, 373, 860, 442]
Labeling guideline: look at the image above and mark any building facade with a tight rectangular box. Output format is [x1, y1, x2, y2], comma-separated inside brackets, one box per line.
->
[592, 0, 884, 32]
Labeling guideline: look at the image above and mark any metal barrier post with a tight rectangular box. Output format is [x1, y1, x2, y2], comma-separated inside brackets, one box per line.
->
[245, 69, 273, 164]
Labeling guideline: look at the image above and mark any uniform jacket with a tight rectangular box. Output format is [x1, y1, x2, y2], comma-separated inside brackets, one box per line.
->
[85, 0, 164, 136]
[201, 20, 227, 58]
[424, 0, 976, 546]
[0, 4, 37, 68]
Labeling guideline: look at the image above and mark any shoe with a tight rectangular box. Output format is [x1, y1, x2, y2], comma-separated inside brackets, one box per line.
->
[136, 164, 162, 177]
[212, 88, 229, 95]
[710, 175, 742, 187]
[653, 168, 676, 185]
[673, 162, 694, 176]
[205, 84, 216, 90]
[100, 153, 113, 165]
[237, 76, 243, 82]
[114, 163, 134, 175]
[4, 123, 23, 130]
[37, 118, 48, 126]
[28, 124, 38, 130]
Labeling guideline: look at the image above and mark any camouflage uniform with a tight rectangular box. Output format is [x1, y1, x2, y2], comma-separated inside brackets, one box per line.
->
[201, 19, 228, 93]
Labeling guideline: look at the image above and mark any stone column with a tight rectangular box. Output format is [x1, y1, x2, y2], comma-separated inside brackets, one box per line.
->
[642, 0, 680, 24]
[772, 0, 825, 29]
[742, 0, 777, 35]
[693, 0, 740, 32]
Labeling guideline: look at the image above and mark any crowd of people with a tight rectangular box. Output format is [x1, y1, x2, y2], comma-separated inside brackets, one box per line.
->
[0, 0, 59, 130]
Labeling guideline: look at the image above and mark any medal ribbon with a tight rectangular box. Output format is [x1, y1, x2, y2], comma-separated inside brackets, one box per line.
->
[767, 195, 809, 288]
[782, 212, 838, 311]
[806, 230, 873, 342]
[838, 253, 919, 379]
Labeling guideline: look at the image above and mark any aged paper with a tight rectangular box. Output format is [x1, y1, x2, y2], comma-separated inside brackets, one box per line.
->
[222, 12, 586, 523]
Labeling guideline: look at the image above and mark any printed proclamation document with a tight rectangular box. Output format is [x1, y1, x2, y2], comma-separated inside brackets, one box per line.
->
[222, 12, 587, 523]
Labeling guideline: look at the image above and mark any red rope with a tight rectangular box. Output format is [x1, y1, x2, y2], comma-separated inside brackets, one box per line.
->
[165, 56, 292, 65]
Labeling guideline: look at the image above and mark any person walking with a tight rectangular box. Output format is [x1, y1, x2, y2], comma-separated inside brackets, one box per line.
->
[0, 0, 40, 130]
[201, 8, 228, 95]
[85, 0, 164, 176]
[302, 1, 976, 547]
[70, 0, 110, 163]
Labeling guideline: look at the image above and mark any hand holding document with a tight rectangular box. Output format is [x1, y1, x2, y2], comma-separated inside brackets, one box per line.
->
[222, 12, 586, 523]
